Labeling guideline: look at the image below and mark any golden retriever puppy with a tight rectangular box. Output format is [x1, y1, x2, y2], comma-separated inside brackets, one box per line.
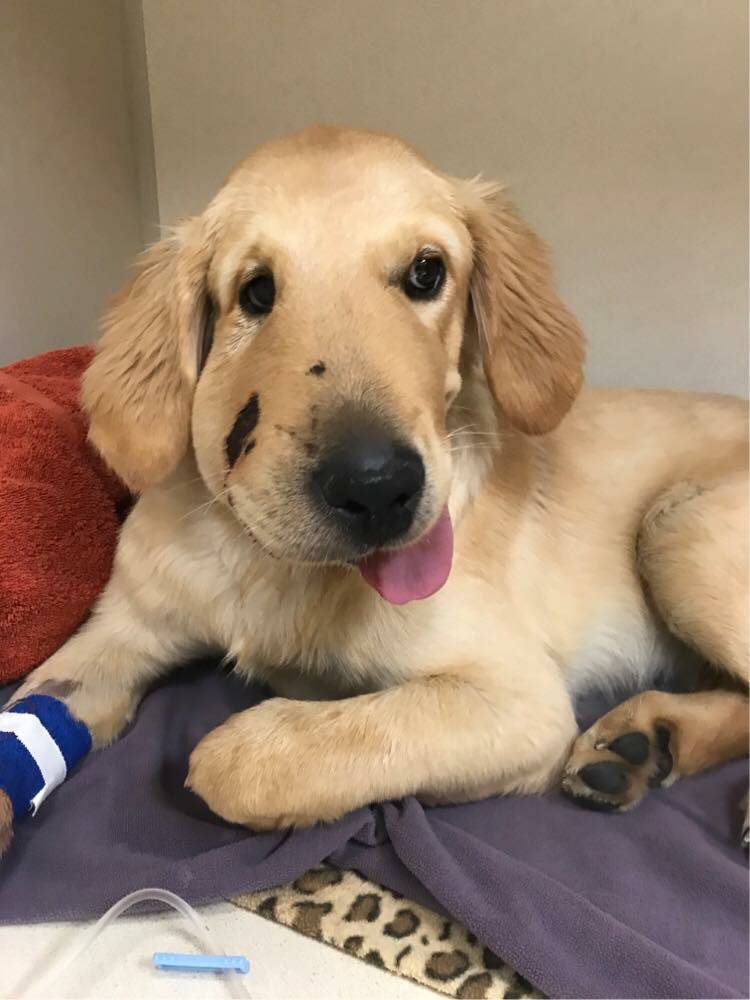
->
[3, 125, 747, 851]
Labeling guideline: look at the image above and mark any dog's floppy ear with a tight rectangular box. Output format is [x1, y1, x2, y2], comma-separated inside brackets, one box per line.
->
[81, 220, 212, 491]
[462, 181, 585, 435]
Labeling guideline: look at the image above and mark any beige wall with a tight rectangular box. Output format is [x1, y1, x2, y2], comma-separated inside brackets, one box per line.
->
[142, 0, 748, 395]
[2, 1, 746, 392]
[0, 0, 145, 364]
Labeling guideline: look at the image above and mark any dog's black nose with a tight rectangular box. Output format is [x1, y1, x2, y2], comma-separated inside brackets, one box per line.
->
[313, 431, 425, 546]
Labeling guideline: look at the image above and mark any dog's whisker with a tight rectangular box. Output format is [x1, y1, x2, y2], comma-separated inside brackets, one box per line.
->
[178, 486, 233, 522]
[448, 428, 502, 440]
[449, 443, 499, 455]
[155, 474, 213, 497]
[446, 424, 477, 438]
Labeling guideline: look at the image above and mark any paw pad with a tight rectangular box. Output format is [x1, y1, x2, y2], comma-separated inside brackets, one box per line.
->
[646, 725, 673, 788]
[607, 732, 650, 765]
[563, 723, 676, 813]
[579, 761, 628, 795]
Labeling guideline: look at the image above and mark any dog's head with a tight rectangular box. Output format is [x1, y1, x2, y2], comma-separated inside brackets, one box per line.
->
[83, 126, 584, 603]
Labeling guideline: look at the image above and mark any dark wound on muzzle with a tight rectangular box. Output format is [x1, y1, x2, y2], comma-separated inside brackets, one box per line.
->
[226, 393, 260, 468]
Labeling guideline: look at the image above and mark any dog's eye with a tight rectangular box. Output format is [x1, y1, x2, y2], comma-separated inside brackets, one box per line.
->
[239, 272, 275, 316]
[403, 253, 445, 301]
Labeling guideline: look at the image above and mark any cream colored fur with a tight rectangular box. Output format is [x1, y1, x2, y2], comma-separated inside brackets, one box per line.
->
[6, 126, 747, 837]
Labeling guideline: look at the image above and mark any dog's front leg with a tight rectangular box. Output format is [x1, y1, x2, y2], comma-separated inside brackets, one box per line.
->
[186, 663, 577, 829]
[0, 547, 200, 854]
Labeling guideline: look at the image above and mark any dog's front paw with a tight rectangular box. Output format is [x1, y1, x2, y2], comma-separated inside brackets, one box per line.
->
[186, 700, 354, 831]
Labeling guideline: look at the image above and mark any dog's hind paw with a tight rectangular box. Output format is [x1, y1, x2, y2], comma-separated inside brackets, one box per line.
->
[561, 703, 675, 813]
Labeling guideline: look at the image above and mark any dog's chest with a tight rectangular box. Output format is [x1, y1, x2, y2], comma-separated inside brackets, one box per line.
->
[566, 606, 693, 698]
[217, 555, 408, 691]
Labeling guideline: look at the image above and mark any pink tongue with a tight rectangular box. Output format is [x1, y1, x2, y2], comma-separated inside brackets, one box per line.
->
[359, 508, 453, 605]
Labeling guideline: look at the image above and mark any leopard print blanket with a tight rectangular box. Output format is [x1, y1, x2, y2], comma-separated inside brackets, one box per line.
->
[232, 866, 542, 999]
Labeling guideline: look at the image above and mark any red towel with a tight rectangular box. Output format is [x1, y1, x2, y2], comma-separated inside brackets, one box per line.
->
[0, 347, 130, 683]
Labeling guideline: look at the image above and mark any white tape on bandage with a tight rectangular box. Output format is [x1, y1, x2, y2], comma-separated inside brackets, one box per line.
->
[0, 712, 68, 813]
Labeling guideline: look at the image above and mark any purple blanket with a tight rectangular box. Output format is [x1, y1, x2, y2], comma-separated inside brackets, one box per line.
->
[0, 663, 747, 999]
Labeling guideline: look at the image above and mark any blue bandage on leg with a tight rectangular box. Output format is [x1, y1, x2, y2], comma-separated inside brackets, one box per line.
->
[0, 694, 92, 820]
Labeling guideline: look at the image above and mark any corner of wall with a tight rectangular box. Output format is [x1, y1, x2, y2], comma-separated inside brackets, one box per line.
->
[120, 0, 160, 245]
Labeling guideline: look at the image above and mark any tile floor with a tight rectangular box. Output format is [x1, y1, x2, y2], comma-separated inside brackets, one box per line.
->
[1, 898, 434, 999]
